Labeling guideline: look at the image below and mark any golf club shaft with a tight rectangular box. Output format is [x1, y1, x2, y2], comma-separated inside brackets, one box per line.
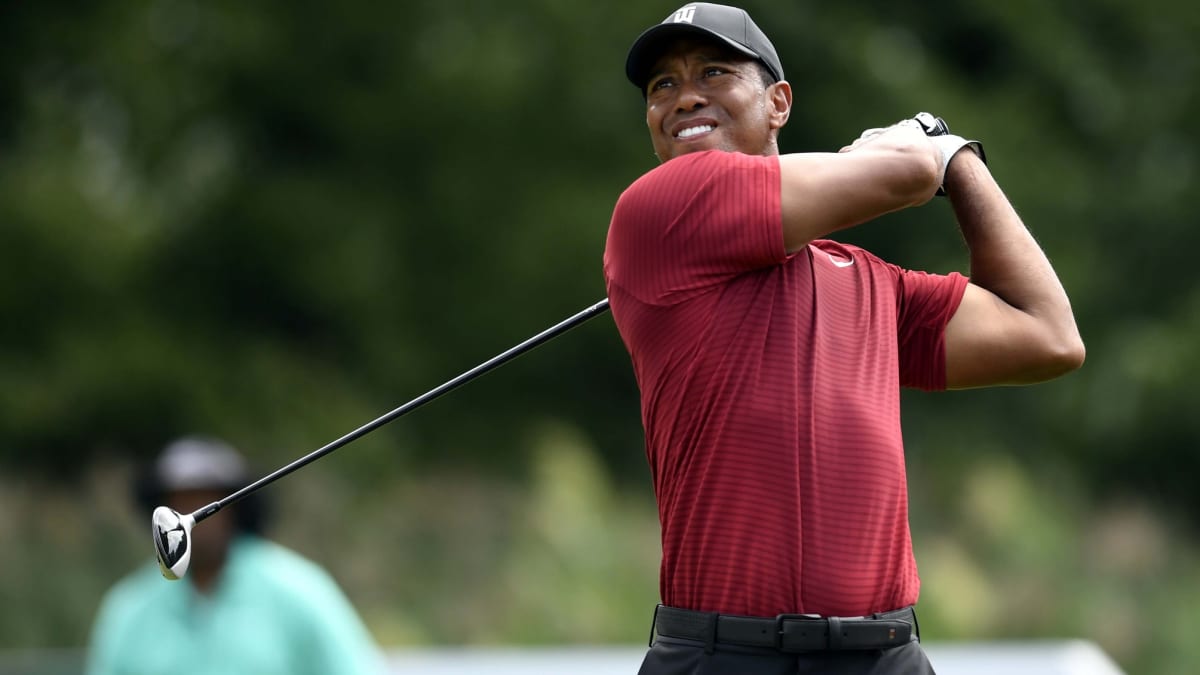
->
[190, 298, 611, 524]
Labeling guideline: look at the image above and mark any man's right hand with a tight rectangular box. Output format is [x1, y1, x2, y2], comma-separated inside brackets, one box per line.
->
[838, 118, 927, 154]
[777, 121, 943, 252]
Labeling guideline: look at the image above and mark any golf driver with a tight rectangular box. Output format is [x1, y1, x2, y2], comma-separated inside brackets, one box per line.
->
[153, 298, 611, 580]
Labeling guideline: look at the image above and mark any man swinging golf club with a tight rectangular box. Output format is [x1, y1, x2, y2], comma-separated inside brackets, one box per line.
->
[605, 3, 1084, 673]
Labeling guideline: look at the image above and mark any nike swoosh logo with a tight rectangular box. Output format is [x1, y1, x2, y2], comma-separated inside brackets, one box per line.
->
[827, 253, 854, 268]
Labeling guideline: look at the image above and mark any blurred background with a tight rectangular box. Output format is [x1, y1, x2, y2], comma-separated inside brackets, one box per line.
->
[1, 0, 1197, 673]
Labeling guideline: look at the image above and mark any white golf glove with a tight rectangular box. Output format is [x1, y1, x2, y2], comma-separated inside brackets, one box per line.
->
[912, 112, 985, 195]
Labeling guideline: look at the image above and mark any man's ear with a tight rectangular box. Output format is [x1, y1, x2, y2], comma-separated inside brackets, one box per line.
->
[768, 80, 792, 131]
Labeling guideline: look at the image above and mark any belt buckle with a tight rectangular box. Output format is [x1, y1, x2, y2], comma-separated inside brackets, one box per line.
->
[774, 612, 822, 651]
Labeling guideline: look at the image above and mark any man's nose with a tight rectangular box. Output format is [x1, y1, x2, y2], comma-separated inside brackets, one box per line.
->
[674, 80, 708, 111]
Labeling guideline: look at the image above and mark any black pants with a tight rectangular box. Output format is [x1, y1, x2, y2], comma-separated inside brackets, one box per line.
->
[638, 619, 936, 675]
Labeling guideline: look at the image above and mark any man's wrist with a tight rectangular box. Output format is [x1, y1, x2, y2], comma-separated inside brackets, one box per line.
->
[943, 148, 986, 196]
[912, 113, 986, 196]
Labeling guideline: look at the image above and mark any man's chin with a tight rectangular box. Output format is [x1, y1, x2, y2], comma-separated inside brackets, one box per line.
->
[660, 141, 723, 162]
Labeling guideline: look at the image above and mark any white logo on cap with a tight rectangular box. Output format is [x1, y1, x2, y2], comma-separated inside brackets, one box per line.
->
[669, 6, 697, 24]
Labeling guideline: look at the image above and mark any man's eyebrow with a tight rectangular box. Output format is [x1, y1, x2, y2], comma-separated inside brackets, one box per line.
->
[649, 50, 744, 80]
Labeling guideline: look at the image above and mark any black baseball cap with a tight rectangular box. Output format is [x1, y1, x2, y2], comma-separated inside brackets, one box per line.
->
[626, 3, 785, 92]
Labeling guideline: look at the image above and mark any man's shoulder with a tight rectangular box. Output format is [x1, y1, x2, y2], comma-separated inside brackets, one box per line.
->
[95, 564, 177, 623]
[614, 150, 779, 228]
[233, 537, 325, 577]
[230, 537, 344, 597]
[625, 150, 772, 191]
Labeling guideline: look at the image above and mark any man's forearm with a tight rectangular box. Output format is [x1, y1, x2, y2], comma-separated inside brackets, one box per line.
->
[944, 151, 1083, 350]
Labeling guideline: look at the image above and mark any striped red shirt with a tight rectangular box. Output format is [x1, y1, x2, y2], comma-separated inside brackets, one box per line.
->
[604, 150, 968, 617]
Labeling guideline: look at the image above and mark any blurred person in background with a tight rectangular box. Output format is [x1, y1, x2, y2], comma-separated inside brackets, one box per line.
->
[86, 436, 385, 675]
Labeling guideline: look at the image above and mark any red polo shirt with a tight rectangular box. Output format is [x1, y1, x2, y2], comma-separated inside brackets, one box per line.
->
[604, 150, 967, 617]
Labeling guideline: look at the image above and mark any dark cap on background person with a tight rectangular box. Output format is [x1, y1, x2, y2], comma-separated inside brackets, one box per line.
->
[135, 436, 268, 534]
[625, 2, 785, 91]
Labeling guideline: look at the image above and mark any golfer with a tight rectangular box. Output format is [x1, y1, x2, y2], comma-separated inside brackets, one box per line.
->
[604, 4, 1084, 674]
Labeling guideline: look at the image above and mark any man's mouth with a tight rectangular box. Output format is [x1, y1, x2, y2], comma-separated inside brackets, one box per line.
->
[675, 124, 715, 140]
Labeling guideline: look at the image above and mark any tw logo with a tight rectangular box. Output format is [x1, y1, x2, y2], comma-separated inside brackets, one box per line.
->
[668, 5, 696, 24]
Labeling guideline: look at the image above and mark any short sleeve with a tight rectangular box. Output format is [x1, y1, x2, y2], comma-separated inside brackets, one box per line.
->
[897, 269, 969, 390]
[604, 150, 785, 306]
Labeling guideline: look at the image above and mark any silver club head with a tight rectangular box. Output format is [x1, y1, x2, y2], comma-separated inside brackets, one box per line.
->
[152, 506, 195, 580]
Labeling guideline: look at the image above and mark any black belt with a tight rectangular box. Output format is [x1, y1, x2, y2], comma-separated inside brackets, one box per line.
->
[652, 604, 916, 652]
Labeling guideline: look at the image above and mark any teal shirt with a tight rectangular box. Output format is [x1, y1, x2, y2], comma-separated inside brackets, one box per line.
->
[86, 536, 384, 675]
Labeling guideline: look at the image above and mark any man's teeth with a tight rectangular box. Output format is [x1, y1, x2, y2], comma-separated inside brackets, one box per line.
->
[677, 125, 714, 139]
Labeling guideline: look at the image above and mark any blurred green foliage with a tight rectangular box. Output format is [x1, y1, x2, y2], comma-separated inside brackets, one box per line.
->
[1, 1, 1197, 673]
